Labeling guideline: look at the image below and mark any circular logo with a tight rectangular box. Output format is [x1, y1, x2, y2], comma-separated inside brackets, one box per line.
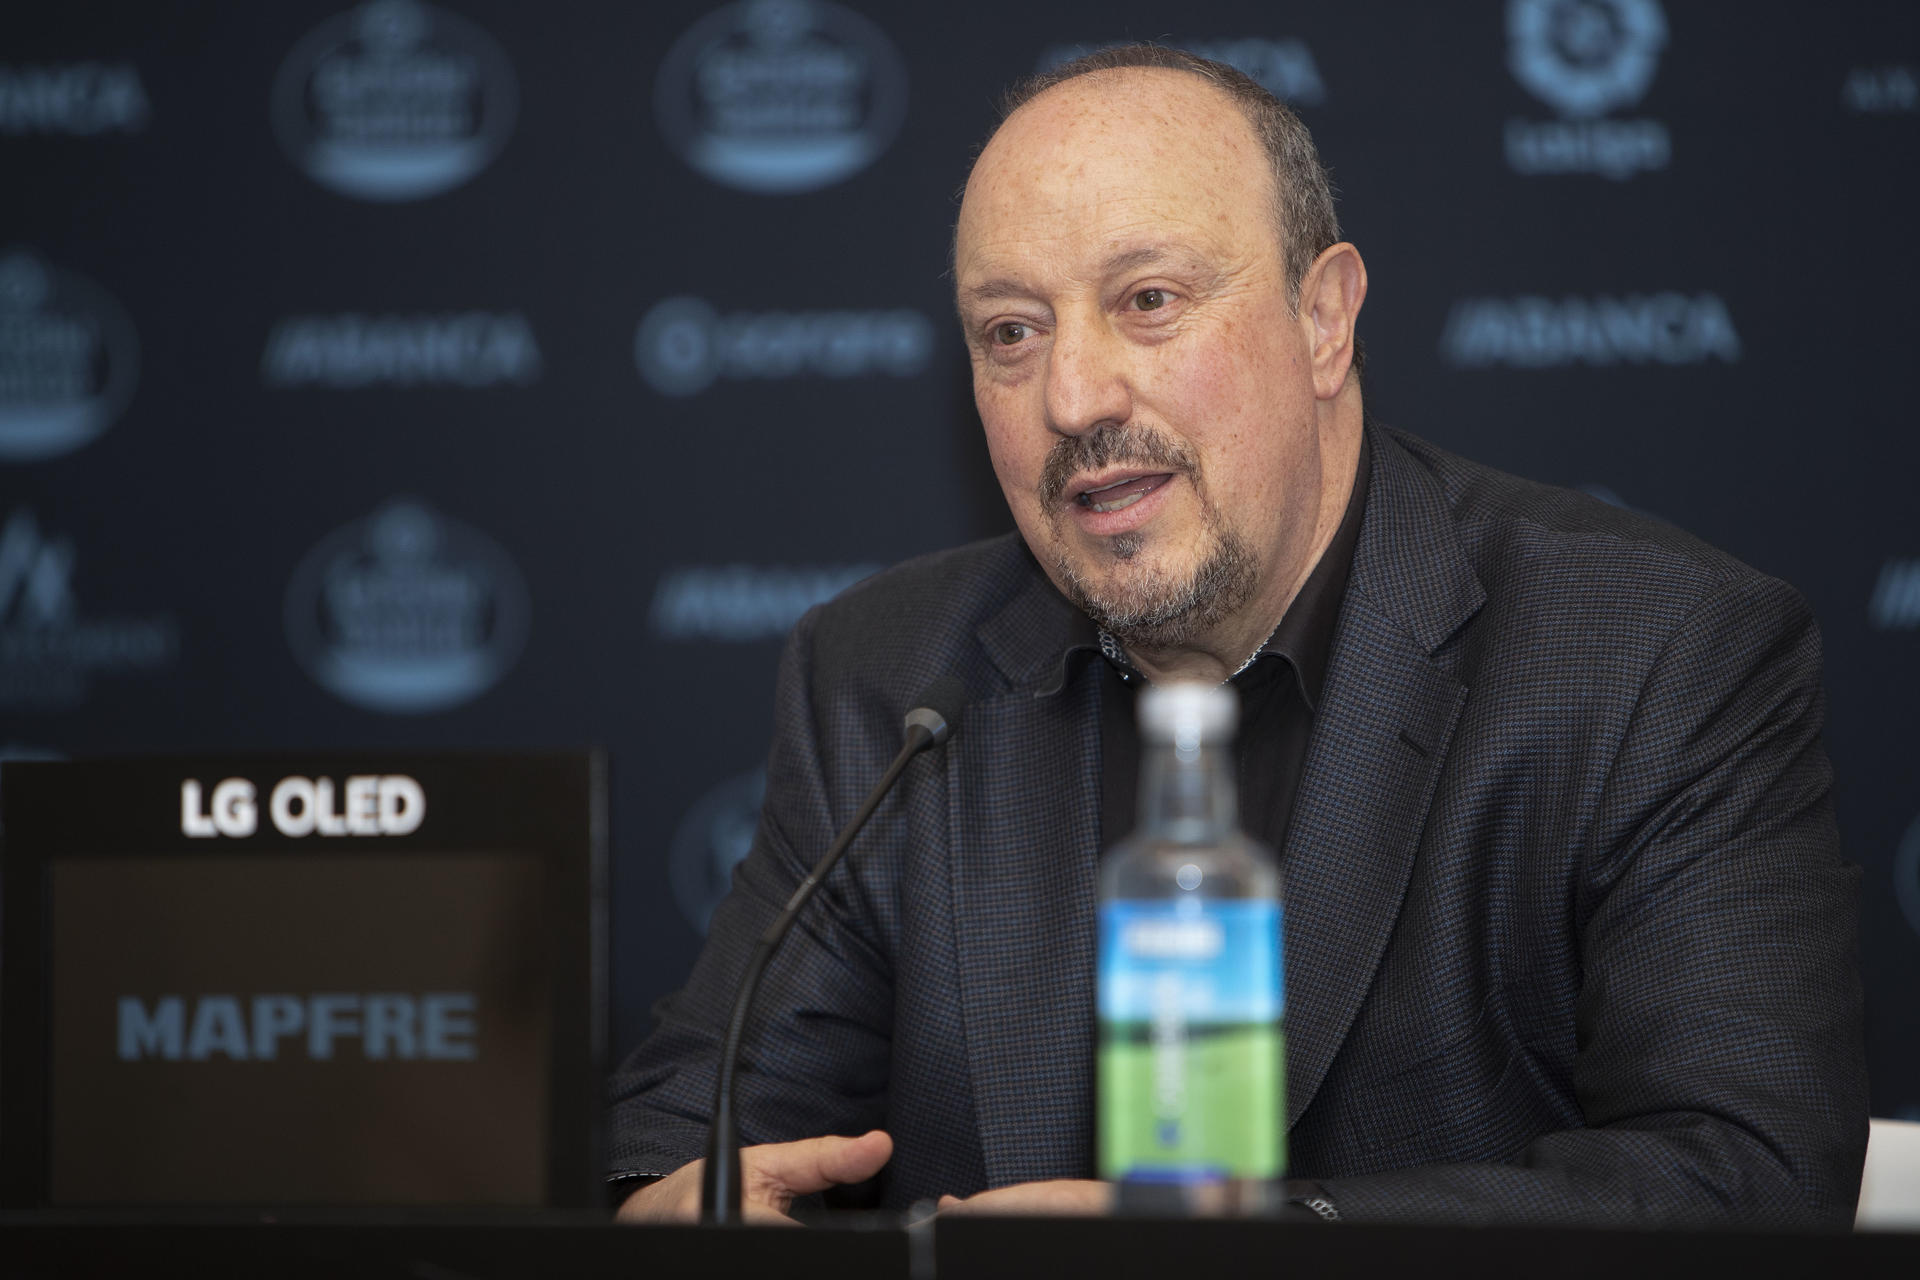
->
[285, 498, 529, 713]
[1897, 814, 1920, 940]
[272, 0, 518, 201]
[655, 0, 909, 194]
[1508, 0, 1667, 119]
[668, 767, 767, 933]
[0, 250, 139, 463]
[635, 296, 721, 397]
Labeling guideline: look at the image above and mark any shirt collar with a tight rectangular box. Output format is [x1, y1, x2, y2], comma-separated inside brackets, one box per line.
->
[1037, 426, 1372, 707]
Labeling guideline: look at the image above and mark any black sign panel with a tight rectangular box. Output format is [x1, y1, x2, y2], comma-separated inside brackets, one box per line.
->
[0, 752, 605, 1210]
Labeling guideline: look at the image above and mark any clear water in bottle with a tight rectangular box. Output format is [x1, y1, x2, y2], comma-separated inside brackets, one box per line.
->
[1097, 680, 1285, 1215]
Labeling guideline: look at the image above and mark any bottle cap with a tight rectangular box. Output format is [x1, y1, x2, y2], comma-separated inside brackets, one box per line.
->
[1138, 681, 1237, 744]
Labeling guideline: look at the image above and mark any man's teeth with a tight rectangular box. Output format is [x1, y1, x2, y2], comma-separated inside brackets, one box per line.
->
[1088, 490, 1148, 514]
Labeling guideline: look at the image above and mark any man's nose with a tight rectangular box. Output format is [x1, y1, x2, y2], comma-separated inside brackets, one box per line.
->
[1043, 321, 1132, 437]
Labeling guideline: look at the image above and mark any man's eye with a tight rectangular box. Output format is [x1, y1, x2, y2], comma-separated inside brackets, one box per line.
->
[993, 322, 1029, 346]
[1133, 289, 1169, 311]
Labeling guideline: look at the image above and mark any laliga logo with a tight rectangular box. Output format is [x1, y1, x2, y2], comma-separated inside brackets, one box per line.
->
[1505, 0, 1670, 179]
[181, 774, 424, 839]
[655, 0, 909, 194]
[0, 250, 139, 462]
[1508, 0, 1665, 117]
[284, 498, 529, 714]
[272, 0, 518, 202]
[669, 767, 765, 933]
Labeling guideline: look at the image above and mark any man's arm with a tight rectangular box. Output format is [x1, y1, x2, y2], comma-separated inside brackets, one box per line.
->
[605, 608, 897, 1192]
[1320, 572, 1868, 1226]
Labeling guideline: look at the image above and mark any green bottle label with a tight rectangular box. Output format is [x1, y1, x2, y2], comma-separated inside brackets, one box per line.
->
[1097, 899, 1285, 1182]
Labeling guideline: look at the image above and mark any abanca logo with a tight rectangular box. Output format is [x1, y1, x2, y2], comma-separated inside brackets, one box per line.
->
[0, 250, 139, 462]
[284, 499, 529, 714]
[0, 63, 149, 135]
[261, 312, 543, 389]
[655, 0, 908, 194]
[273, 0, 518, 201]
[650, 563, 880, 642]
[1441, 293, 1740, 369]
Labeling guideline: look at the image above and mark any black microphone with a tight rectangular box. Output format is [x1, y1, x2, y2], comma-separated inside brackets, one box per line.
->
[700, 675, 970, 1224]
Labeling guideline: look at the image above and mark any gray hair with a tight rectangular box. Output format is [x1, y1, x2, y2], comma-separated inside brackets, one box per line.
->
[994, 44, 1342, 314]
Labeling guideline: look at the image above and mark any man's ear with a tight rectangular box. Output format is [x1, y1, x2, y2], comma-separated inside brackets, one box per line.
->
[1299, 243, 1368, 401]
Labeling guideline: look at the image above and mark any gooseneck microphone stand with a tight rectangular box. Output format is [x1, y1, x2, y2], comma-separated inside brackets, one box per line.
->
[700, 678, 967, 1224]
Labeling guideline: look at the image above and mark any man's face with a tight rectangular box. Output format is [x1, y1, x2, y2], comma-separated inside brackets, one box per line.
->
[954, 70, 1329, 653]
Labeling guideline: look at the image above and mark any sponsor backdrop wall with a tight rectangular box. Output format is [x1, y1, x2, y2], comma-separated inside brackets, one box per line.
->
[6, 1, 1918, 1118]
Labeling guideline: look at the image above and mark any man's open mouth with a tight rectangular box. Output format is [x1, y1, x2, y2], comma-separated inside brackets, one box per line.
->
[1074, 473, 1174, 514]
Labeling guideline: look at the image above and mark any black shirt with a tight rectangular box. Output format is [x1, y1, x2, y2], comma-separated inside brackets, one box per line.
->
[1051, 436, 1371, 854]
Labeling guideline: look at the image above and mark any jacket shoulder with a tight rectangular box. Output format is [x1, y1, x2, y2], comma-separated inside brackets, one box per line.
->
[1386, 428, 1786, 616]
[793, 532, 1045, 703]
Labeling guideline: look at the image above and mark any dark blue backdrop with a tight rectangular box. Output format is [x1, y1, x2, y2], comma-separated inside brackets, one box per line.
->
[4, 0, 1916, 1118]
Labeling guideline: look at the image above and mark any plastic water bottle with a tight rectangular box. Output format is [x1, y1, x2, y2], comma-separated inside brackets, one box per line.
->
[1097, 681, 1285, 1214]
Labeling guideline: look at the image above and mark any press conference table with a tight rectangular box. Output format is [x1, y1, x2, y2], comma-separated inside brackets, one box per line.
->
[6, 1213, 1920, 1279]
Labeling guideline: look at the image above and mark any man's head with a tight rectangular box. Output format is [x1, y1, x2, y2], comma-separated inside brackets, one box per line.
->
[998, 47, 1343, 314]
[953, 48, 1368, 672]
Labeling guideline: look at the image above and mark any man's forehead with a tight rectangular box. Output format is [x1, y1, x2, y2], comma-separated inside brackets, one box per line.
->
[970, 71, 1251, 189]
[955, 71, 1268, 288]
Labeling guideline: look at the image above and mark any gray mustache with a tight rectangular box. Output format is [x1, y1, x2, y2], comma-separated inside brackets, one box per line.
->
[1037, 425, 1197, 508]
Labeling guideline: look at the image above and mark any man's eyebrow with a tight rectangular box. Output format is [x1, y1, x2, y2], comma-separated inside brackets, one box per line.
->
[958, 278, 1038, 307]
[1098, 243, 1206, 277]
[958, 244, 1210, 308]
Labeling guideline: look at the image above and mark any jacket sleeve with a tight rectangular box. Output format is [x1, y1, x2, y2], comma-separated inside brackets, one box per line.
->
[1320, 573, 1869, 1226]
[604, 608, 895, 1183]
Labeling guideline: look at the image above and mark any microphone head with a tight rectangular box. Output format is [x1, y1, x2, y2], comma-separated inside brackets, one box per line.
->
[903, 674, 970, 746]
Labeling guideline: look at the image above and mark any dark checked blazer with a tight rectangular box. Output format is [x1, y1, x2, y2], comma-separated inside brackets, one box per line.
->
[606, 427, 1868, 1225]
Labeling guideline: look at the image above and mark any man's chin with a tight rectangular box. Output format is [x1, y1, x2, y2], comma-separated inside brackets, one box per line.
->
[1058, 562, 1213, 651]
[1052, 535, 1258, 653]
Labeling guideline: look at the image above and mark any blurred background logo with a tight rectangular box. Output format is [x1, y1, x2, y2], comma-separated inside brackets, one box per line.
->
[669, 767, 766, 934]
[1871, 559, 1920, 630]
[1508, 0, 1666, 117]
[0, 510, 177, 710]
[261, 311, 542, 389]
[272, 0, 518, 202]
[1441, 292, 1739, 369]
[655, 0, 908, 194]
[1505, 0, 1669, 178]
[635, 295, 932, 397]
[1898, 815, 1920, 940]
[284, 499, 529, 713]
[0, 251, 139, 462]
[649, 563, 880, 642]
[0, 62, 148, 135]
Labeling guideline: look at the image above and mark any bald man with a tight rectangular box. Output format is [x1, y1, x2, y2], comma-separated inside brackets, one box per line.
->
[608, 47, 1865, 1228]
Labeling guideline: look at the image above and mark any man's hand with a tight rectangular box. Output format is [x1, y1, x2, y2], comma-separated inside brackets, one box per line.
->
[615, 1130, 894, 1226]
[936, 1179, 1113, 1216]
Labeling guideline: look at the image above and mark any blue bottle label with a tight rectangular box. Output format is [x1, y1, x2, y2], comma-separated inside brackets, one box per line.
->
[1096, 899, 1285, 1181]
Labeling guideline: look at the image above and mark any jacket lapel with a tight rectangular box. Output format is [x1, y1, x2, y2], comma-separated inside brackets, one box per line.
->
[1279, 599, 1468, 1125]
[947, 577, 1103, 1188]
[1279, 429, 1484, 1126]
